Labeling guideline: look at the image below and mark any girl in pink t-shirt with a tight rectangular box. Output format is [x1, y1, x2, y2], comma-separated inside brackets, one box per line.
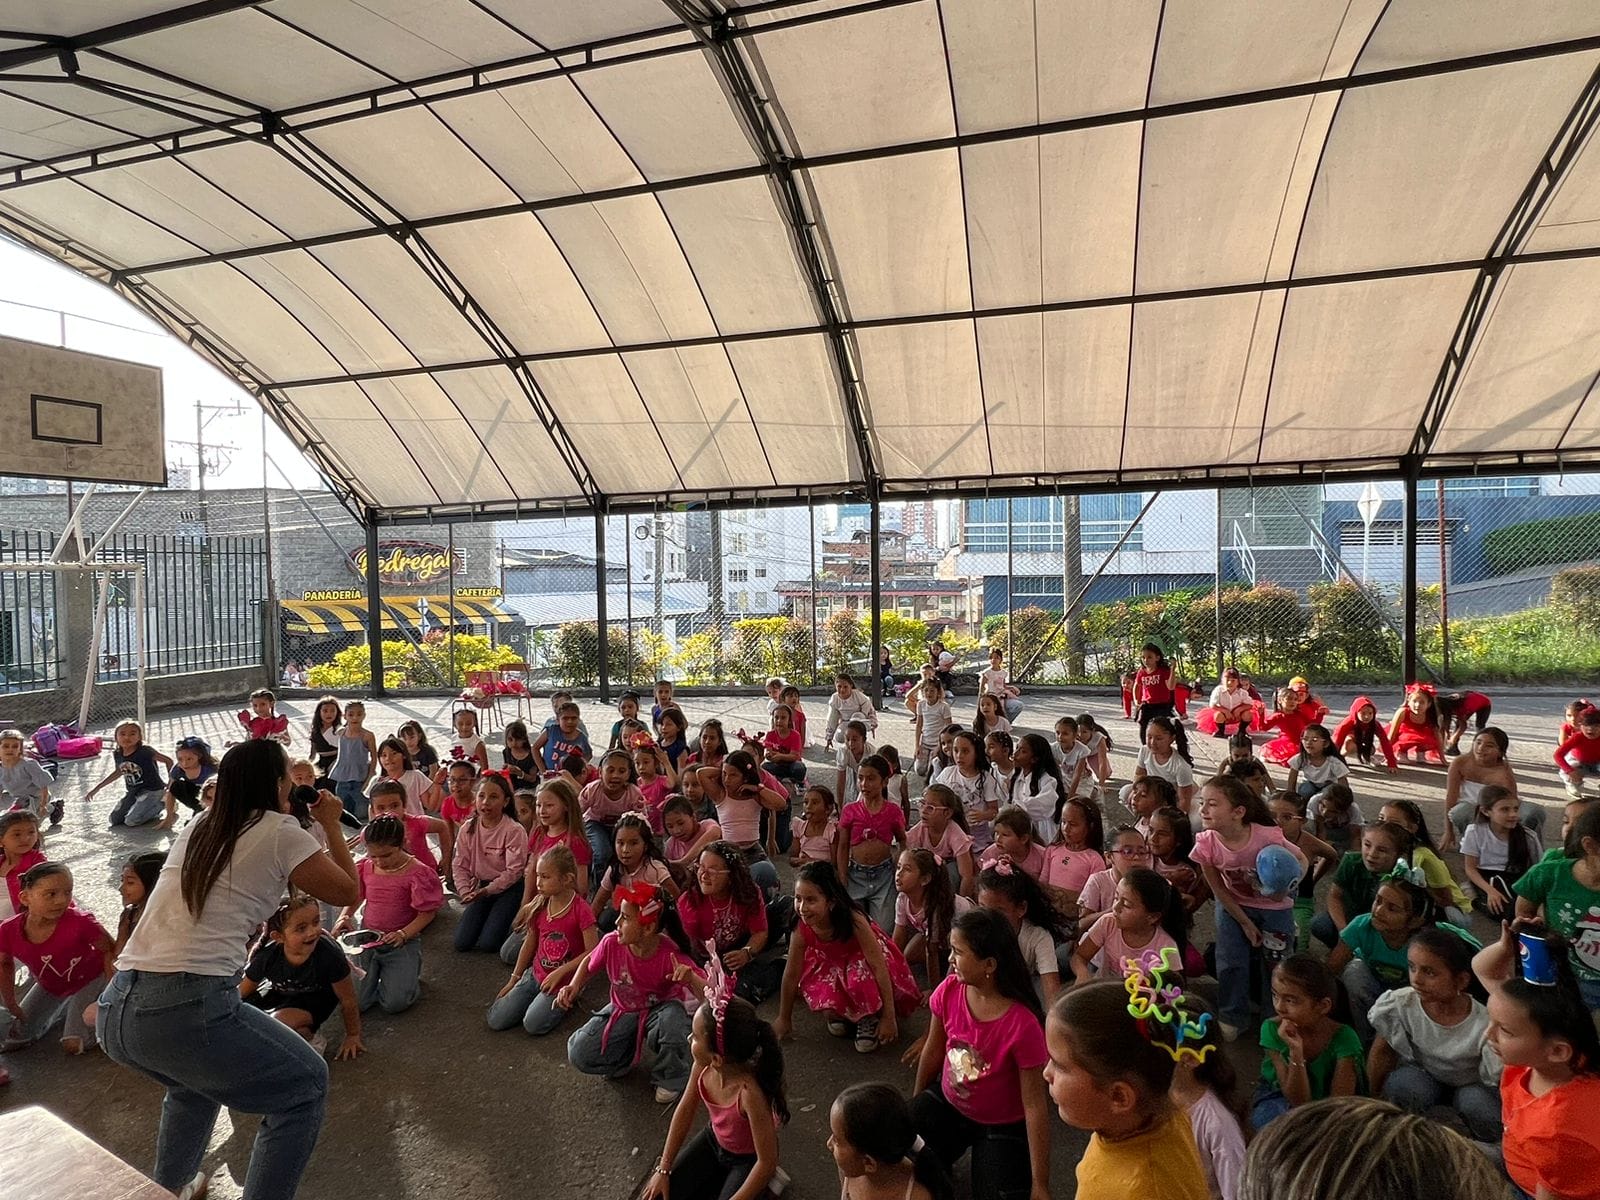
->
[593, 813, 680, 931]
[675, 842, 769, 992]
[1075, 824, 1156, 927]
[892, 848, 972, 987]
[906, 783, 975, 897]
[774, 861, 920, 1054]
[335, 815, 444, 1015]
[1070, 867, 1188, 983]
[1039, 797, 1106, 926]
[523, 777, 591, 903]
[1190, 777, 1308, 1037]
[978, 806, 1046, 882]
[789, 785, 838, 869]
[663, 796, 722, 870]
[0, 862, 111, 1054]
[490, 844, 598, 1037]
[909, 907, 1051, 1198]
[633, 743, 676, 835]
[368, 782, 446, 875]
[0, 809, 45, 921]
[561, 883, 697, 1101]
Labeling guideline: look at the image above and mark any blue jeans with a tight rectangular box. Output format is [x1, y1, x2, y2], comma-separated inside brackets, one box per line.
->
[567, 1001, 692, 1093]
[334, 779, 368, 822]
[1216, 903, 1296, 1028]
[1382, 1063, 1502, 1141]
[585, 818, 615, 880]
[454, 887, 521, 953]
[846, 858, 896, 932]
[1448, 800, 1546, 841]
[1250, 1084, 1292, 1131]
[486, 969, 572, 1036]
[354, 940, 422, 1014]
[110, 788, 165, 827]
[1340, 958, 1391, 1042]
[98, 970, 328, 1199]
[1310, 911, 1340, 949]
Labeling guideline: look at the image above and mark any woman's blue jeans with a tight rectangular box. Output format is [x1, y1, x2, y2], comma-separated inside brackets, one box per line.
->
[99, 969, 329, 1200]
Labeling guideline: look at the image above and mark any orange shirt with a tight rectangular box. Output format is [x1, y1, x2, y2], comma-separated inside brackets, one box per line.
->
[1501, 1065, 1600, 1200]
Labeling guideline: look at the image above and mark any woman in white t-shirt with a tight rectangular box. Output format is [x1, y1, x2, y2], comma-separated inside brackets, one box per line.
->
[99, 740, 360, 1200]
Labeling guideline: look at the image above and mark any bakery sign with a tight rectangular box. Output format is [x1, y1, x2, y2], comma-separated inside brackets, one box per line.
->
[348, 541, 464, 586]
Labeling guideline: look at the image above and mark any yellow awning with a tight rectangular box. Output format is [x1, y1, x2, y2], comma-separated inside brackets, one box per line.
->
[281, 595, 514, 636]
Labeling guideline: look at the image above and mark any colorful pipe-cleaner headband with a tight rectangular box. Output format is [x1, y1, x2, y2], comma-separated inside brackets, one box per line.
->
[1123, 945, 1214, 1065]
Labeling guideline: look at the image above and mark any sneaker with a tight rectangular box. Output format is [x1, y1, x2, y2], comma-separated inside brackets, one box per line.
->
[769, 1167, 791, 1196]
[1445, 744, 1461, 757]
[826, 1018, 853, 1038]
[1565, 776, 1584, 800]
[653, 1086, 681, 1104]
[176, 1172, 209, 1200]
[47, 799, 63, 826]
[309, 1034, 328, 1057]
[1220, 1022, 1243, 1043]
[854, 1016, 880, 1053]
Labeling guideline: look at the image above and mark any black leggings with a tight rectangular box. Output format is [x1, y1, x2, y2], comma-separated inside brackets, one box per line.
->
[911, 1083, 1032, 1200]
[657, 1127, 764, 1200]
[1137, 701, 1175, 745]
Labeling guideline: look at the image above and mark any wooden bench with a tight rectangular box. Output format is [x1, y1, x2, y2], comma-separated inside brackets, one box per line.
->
[0, 1105, 174, 1199]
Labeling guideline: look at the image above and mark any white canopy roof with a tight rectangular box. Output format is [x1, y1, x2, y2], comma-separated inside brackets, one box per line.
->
[3, 1, 1600, 520]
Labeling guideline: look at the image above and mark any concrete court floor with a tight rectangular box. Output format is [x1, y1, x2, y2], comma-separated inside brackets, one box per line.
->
[0, 684, 1578, 1199]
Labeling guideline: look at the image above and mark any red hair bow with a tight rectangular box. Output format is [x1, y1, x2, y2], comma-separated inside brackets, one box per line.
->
[615, 882, 663, 923]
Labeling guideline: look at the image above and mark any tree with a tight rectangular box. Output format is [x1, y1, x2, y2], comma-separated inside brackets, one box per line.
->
[1550, 566, 1600, 637]
[630, 628, 673, 686]
[877, 610, 931, 675]
[730, 617, 815, 685]
[1308, 579, 1396, 672]
[672, 631, 717, 684]
[550, 621, 628, 686]
[821, 609, 867, 674]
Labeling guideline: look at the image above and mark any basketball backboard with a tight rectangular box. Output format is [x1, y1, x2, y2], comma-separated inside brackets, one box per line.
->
[0, 334, 165, 487]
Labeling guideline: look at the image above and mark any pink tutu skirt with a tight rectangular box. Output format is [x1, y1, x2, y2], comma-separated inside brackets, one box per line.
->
[796, 921, 922, 1023]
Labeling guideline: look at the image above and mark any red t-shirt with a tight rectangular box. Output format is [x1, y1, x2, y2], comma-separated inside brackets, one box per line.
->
[929, 974, 1047, 1125]
[2, 849, 46, 915]
[1133, 666, 1173, 705]
[0, 907, 108, 997]
[763, 729, 802, 759]
[529, 827, 593, 868]
[529, 895, 598, 982]
[1501, 1064, 1600, 1199]
[677, 889, 768, 957]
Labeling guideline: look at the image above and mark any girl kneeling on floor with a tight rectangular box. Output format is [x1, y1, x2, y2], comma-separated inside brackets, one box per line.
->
[489, 845, 597, 1036]
[335, 814, 444, 1015]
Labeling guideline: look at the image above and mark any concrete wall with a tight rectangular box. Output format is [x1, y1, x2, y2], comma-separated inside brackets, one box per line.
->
[1, 664, 269, 734]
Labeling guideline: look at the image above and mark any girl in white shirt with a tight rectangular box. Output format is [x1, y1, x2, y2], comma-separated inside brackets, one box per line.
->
[934, 730, 1003, 854]
[1118, 716, 1196, 812]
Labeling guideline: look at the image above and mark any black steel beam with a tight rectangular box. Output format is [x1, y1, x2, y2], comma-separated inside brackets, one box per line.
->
[0, 0, 921, 191]
[1407, 61, 1600, 461]
[256, 241, 1600, 392]
[664, 0, 878, 488]
[0, 1, 264, 72]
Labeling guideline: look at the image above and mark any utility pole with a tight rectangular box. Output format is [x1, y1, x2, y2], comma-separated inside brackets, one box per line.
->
[170, 398, 243, 656]
[709, 508, 725, 681]
[655, 513, 665, 637]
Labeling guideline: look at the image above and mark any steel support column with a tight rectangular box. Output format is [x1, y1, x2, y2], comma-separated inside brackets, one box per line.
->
[365, 517, 384, 696]
[595, 510, 610, 704]
[869, 496, 882, 705]
[1401, 468, 1419, 686]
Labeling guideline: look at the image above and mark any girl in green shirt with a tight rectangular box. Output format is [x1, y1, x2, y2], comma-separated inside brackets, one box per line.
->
[1251, 954, 1364, 1131]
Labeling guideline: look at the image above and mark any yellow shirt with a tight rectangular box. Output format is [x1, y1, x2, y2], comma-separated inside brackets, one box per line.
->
[1075, 1109, 1210, 1200]
[1413, 845, 1470, 910]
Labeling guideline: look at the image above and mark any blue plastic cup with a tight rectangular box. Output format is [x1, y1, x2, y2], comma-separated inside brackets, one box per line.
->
[1518, 930, 1559, 986]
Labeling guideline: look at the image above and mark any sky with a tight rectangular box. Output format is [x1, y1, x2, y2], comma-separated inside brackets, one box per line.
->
[0, 236, 326, 493]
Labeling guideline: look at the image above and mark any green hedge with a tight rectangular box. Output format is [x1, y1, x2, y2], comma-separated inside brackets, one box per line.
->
[1483, 511, 1600, 575]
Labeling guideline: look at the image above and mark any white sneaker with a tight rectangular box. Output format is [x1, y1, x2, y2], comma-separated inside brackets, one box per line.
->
[1220, 1022, 1243, 1043]
[176, 1172, 209, 1200]
[309, 1034, 329, 1057]
[1565, 776, 1584, 800]
[769, 1167, 791, 1195]
[654, 1086, 680, 1104]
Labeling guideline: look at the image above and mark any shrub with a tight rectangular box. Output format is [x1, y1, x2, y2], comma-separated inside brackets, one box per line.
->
[306, 633, 518, 690]
[1307, 579, 1397, 672]
[550, 621, 628, 686]
[730, 617, 814, 685]
[1483, 511, 1600, 575]
[1550, 566, 1600, 637]
[821, 608, 867, 673]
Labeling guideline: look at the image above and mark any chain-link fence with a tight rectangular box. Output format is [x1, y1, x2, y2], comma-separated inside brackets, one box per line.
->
[272, 470, 1600, 700]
